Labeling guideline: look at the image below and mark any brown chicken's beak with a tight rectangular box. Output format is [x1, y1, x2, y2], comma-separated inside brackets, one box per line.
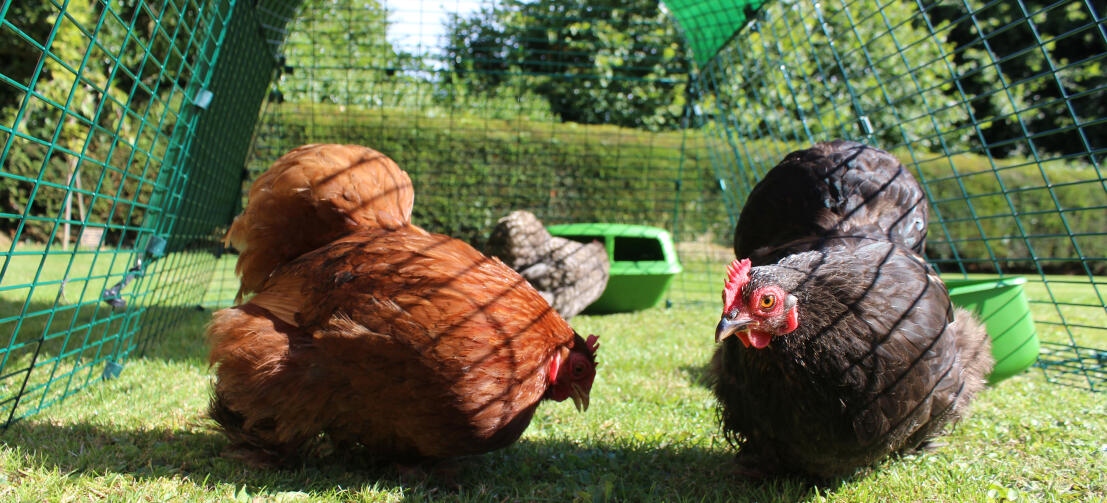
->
[715, 316, 752, 343]
[570, 383, 589, 412]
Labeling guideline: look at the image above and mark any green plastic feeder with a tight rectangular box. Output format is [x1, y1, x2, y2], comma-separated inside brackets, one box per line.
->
[547, 223, 682, 313]
[945, 277, 1039, 383]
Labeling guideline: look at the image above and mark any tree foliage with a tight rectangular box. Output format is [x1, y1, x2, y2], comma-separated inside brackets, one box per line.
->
[699, 0, 969, 152]
[444, 0, 691, 131]
[279, 0, 417, 107]
[930, 0, 1106, 158]
[698, 0, 1104, 158]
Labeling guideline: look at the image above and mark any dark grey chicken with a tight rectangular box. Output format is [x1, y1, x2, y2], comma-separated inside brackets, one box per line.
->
[486, 210, 610, 319]
[712, 141, 993, 479]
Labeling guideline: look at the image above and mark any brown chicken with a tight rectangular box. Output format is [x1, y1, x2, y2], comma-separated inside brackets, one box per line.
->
[225, 144, 414, 302]
[208, 144, 599, 465]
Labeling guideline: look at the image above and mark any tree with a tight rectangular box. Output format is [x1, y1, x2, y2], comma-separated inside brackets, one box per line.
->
[698, 0, 1103, 159]
[700, 0, 970, 153]
[930, 0, 1106, 158]
[279, 0, 411, 106]
[445, 0, 692, 131]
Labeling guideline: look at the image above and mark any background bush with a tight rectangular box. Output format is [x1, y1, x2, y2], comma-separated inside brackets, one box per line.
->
[250, 104, 721, 251]
[246, 104, 1105, 274]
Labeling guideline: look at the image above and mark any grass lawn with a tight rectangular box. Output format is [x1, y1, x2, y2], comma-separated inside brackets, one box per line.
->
[0, 282, 1104, 501]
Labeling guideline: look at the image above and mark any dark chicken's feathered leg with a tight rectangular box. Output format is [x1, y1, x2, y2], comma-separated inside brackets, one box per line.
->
[396, 458, 464, 488]
[206, 304, 325, 467]
[711, 348, 791, 480]
[731, 442, 786, 480]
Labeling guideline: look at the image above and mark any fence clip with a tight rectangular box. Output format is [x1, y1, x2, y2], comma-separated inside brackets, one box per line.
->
[194, 89, 214, 109]
[101, 361, 124, 380]
[101, 235, 167, 309]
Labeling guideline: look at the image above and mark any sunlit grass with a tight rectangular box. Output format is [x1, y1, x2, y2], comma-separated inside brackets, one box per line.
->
[0, 243, 227, 424]
[0, 240, 1104, 501]
[0, 292, 1103, 501]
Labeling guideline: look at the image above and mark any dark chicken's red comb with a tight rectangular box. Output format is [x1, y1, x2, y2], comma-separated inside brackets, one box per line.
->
[723, 258, 752, 312]
[586, 334, 600, 354]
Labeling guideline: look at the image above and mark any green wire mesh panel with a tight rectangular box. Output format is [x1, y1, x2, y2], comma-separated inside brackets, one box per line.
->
[0, 0, 291, 425]
[679, 0, 1106, 390]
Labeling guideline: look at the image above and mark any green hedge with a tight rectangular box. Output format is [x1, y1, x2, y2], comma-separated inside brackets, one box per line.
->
[915, 152, 1106, 274]
[250, 106, 1103, 273]
[249, 104, 724, 251]
[7, 102, 1102, 275]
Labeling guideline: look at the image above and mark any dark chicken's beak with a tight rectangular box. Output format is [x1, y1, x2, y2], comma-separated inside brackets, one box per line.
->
[570, 383, 589, 412]
[715, 316, 752, 343]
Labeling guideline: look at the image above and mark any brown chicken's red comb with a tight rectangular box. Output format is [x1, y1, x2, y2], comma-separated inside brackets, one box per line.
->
[723, 258, 752, 311]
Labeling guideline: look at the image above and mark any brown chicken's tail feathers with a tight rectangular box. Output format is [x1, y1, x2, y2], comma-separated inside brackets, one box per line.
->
[227, 144, 416, 300]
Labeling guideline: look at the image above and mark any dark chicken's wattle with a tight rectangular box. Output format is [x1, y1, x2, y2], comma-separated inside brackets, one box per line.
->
[711, 141, 994, 479]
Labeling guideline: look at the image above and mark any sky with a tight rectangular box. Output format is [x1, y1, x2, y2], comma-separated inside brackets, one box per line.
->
[383, 0, 486, 55]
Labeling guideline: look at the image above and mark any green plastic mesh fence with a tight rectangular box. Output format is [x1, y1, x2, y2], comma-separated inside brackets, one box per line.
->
[244, 0, 701, 257]
[0, 0, 290, 426]
[0, 0, 1104, 426]
[240, 0, 1106, 391]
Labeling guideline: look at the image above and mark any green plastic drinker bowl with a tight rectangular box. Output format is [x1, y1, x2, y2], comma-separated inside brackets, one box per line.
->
[946, 277, 1039, 383]
[546, 223, 682, 314]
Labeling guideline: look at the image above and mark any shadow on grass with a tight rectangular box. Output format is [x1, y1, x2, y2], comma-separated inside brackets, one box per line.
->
[681, 363, 714, 390]
[1, 417, 829, 501]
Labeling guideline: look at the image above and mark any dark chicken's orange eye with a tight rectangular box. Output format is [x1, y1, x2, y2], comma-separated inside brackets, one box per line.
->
[573, 363, 586, 377]
[759, 295, 776, 310]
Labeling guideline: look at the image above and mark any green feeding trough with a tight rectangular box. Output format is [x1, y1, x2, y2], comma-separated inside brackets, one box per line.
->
[547, 224, 682, 314]
[946, 277, 1040, 384]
